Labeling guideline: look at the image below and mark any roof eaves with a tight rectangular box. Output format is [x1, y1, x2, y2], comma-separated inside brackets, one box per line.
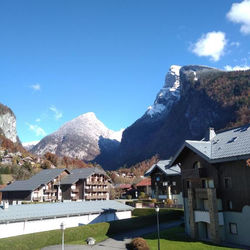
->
[208, 153, 250, 164]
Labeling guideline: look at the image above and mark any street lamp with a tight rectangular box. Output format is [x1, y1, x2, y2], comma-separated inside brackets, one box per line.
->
[155, 206, 160, 250]
[60, 222, 65, 250]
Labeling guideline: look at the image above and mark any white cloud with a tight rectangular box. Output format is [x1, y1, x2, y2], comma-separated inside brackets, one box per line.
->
[26, 123, 46, 137]
[30, 84, 41, 91]
[191, 31, 227, 61]
[35, 118, 41, 122]
[227, 0, 250, 34]
[50, 105, 63, 120]
[224, 65, 250, 71]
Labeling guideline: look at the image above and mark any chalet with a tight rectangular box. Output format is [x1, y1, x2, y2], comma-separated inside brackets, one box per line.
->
[60, 168, 110, 201]
[145, 160, 183, 206]
[136, 178, 152, 197]
[0, 200, 133, 238]
[0, 168, 70, 204]
[170, 124, 250, 246]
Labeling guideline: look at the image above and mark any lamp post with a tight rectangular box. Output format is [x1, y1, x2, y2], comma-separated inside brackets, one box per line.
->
[155, 206, 160, 250]
[60, 222, 65, 250]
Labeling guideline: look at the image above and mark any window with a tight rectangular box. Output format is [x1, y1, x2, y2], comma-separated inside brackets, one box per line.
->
[172, 181, 176, 186]
[227, 200, 233, 210]
[193, 161, 201, 169]
[224, 177, 232, 189]
[229, 223, 238, 235]
[201, 179, 207, 188]
[187, 180, 191, 189]
[208, 179, 214, 188]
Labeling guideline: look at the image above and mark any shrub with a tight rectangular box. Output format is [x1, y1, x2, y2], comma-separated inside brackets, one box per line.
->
[130, 237, 149, 250]
[127, 195, 132, 200]
[151, 198, 157, 203]
[139, 192, 145, 199]
[166, 199, 173, 205]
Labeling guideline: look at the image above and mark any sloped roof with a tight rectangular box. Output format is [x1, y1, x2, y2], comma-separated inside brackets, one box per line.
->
[145, 160, 181, 177]
[0, 169, 68, 192]
[136, 178, 151, 187]
[0, 200, 133, 223]
[60, 167, 106, 185]
[171, 124, 250, 165]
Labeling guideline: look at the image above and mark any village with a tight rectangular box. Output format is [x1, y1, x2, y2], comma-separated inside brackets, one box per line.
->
[0, 124, 250, 249]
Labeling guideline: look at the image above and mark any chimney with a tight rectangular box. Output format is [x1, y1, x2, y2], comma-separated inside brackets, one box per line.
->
[3, 201, 9, 210]
[209, 127, 216, 141]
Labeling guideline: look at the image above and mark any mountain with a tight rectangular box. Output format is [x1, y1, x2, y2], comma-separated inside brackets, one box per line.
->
[31, 112, 123, 161]
[0, 103, 18, 143]
[117, 65, 250, 167]
[22, 141, 40, 151]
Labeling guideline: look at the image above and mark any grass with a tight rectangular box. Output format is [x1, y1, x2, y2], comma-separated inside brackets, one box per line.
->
[145, 226, 238, 250]
[0, 208, 183, 250]
[0, 222, 110, 250]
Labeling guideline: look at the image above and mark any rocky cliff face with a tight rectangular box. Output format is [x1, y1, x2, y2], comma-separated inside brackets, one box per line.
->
[117, 65, 249, 167]
[0, 103, 18, 143]
[31, 112, 123, 161]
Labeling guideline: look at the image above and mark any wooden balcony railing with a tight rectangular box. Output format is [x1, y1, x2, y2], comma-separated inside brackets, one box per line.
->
[33, 197, 42, 201]
[86, 181, 108, 185]
[85, 195, 107, 200]
[44, 189, 57, 194]
[85, 188, 108, 192]
[71, 188, 79, 193]
[182, 168, 207, 179]
[195, 188, 209, 199]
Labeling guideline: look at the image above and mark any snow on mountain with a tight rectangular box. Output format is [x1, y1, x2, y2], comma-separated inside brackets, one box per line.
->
[31, 112, 123, 161]
[22, 141, 40, 151]
[147, 65, 181, 117]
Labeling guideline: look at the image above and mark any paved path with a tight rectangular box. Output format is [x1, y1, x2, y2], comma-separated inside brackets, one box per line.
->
[42, 220, 183, 250]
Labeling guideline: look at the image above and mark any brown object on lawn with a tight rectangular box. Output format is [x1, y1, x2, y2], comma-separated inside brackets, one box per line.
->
[130, 237, 150, 250]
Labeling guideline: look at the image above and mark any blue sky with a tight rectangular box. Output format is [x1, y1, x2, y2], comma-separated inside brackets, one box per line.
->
[0, 0, 250, 143]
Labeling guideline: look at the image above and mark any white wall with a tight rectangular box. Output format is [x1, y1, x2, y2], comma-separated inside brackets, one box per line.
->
[0, 210, 132, 239]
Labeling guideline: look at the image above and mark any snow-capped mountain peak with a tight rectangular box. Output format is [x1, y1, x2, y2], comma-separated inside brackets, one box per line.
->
[31, 112, 123, 161]
[147, 65, 182, 117]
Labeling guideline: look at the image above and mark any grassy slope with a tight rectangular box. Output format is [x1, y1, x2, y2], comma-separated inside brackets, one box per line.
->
[0, 208, 183, 250]
[145, 226, 238, 250]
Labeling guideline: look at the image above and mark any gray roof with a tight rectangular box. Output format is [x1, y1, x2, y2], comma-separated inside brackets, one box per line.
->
[0, 200, 133, 223]
[1, 169, 68, 192]
[60, 167, 106, 185]
[171, 124, 250, 165]
[145, 160, 181, 177]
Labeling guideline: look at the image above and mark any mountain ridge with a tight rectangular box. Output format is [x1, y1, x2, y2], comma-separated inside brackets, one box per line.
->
[31, 112, 123, 161]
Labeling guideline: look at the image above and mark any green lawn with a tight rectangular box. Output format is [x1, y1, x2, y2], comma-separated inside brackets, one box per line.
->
[0, 208, 183, 250]
[145, 226, 237, 250]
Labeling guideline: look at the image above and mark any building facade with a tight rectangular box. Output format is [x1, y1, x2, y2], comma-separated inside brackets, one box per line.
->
[0, 169, 70, 204]
[145, 160, 183, 206]
[60, 168, 110, 201]
[171, 125, 250, 246]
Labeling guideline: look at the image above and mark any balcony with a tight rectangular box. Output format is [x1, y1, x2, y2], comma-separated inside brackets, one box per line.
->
[44, 189, 57, 194]
[86, 181, 108, 185]
[182, 168, 207, 179]
[194, 210, 210, 223]
[194, 210, 224, 226]
[85, 188, 108, 192]
[33, 197, 42, 201]
[71, 188, 79, 193]
[195, 188, 209, 199]
[85, 195, 107, 200]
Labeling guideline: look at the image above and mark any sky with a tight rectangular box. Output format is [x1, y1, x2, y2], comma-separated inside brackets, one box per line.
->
[0, 0, 250, 143]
